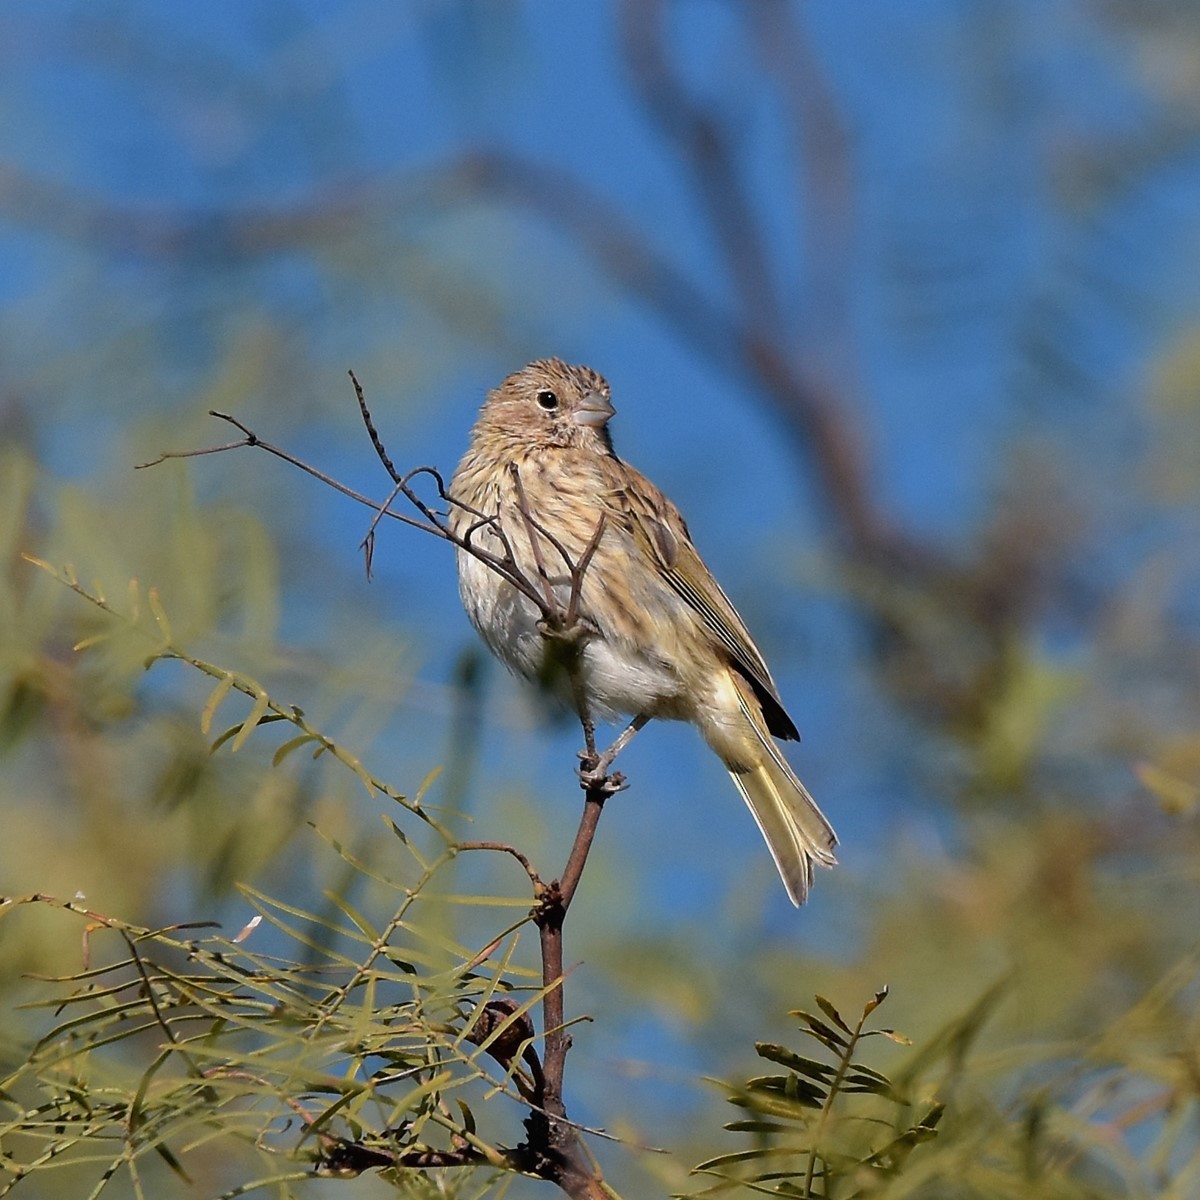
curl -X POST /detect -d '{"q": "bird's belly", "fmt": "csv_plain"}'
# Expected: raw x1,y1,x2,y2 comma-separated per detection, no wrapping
457,551,546,677
457,549,688,722
577,638,688,722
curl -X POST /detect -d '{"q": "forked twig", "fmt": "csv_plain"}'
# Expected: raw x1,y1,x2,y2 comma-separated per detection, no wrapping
138,410,445,540
508,462,562,618
566,513,608,630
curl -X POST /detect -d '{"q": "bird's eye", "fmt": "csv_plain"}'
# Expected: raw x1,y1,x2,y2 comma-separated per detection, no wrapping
536,389,559,411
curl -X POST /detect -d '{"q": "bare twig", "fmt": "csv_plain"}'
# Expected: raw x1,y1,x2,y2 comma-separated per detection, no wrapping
509,462,563,617
137,410,446,540
348,367,400,482
457,840,543,892
139,404,571,624
566,513,608,630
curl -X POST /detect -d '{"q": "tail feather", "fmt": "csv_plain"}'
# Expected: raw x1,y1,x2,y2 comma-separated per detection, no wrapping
728,689,838,907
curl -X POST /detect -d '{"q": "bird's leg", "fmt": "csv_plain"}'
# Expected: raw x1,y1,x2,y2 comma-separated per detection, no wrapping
578,714,650,792
598,713,649,769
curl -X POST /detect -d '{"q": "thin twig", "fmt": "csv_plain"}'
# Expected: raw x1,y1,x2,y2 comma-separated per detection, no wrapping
140,406,565,620
359,479,404,579
457,841,543,892
565,514,608,630
138,411,445,539
348,368,400,483
509,462,561,617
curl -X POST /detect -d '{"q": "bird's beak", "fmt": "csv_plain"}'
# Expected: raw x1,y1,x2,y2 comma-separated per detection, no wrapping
573,390,615,428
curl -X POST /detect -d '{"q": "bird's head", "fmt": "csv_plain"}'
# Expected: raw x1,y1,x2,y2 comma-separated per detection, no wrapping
474,358,616,454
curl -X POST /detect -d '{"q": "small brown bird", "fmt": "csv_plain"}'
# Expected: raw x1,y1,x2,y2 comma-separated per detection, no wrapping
449,358,837,904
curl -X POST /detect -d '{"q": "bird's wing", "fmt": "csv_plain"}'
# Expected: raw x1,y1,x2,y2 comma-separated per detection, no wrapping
609,461,800,741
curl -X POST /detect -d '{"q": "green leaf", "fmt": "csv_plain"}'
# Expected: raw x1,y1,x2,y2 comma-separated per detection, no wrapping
723,1120,792,1134
322,891,378,942
862,1107,944,1172
754,1043,836,1082
272,733,319,766
814,994,853,1035
845,1061,891,1084
791,1011,848,1049
230,685,270,752
742,1074,826,1108
153,1139,192,1183
843,1072,900,1100
147,586,172,642
693,1145,803,1172
200,674,236,736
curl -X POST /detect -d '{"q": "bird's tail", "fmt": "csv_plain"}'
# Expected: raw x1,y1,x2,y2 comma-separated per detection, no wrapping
725,684,838,907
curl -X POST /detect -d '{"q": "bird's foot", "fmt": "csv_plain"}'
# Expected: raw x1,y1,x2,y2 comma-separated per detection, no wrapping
577,751,627,795
536,617,593,645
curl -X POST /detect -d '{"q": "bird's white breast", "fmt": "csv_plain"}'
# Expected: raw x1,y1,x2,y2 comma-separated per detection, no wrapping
455,544,686,722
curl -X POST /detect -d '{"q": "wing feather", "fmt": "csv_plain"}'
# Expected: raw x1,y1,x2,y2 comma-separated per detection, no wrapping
610,463,800,741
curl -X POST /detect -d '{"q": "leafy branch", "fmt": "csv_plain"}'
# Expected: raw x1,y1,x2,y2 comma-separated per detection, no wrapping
0,884,531,1197
691,989,942,1198
19,557,436,827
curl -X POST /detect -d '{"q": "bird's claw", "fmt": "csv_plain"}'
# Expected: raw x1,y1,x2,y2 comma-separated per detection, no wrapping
577,762,627,795
536,618,585,643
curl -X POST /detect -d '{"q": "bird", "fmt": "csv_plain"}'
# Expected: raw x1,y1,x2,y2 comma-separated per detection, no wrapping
448,358,837,905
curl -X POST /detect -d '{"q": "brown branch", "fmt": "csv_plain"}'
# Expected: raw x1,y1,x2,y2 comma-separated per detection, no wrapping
457,840,543,892
138,402,571,622
508,462,563,617
0,161,378,259
17,120,929,583
449,647,621,1199
328,1143,490,1173
566,514,609,631
137,410,442,540
522,773,616,1200
45,130,932,581
348,367,400,482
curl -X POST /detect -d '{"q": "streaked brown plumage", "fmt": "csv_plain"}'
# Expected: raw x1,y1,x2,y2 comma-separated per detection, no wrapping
449,358,837,905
